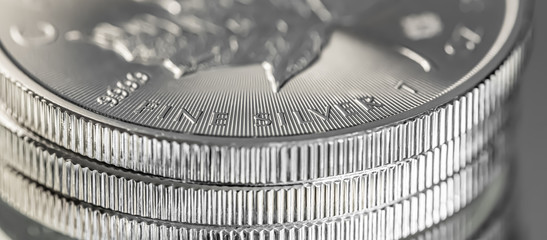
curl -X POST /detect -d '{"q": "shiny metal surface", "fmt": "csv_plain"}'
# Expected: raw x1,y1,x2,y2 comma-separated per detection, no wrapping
0,163,508,240
0,181,518,240
0,0,531,183
0,107,507,225
0,0,533,239
0,37,527,183
0,0,525,138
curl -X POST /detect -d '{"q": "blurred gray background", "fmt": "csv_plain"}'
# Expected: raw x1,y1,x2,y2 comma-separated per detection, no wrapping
516,0,547,239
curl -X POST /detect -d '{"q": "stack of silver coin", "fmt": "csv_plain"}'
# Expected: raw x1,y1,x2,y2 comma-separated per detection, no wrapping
0,0,532,239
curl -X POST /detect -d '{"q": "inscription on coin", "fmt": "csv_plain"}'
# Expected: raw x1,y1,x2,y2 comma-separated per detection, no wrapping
401,12,443,41
10,22,57,46
396,47,433,72
97,72,149,107
134,96,384,128
460,0,486,12
444,25,483,55
0,0,514,137
395,81,418,94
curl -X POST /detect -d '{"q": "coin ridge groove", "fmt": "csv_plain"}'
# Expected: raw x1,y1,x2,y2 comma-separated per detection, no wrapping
0,112,507,225
0,95,507,187
0,157,505,240
0,39,527,184
406,165,511,240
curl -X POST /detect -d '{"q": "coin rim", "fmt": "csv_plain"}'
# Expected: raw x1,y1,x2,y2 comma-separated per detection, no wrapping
0,165,505,237
0,0,532,146
0,111,506,224
0,162,508,239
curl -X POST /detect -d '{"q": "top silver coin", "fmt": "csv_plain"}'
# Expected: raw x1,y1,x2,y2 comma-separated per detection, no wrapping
0,0,527,140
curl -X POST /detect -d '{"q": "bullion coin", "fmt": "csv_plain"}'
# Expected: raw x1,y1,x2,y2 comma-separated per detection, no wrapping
0,107,507,225
0,0,533,239
0,0,532,184
0,158,510,240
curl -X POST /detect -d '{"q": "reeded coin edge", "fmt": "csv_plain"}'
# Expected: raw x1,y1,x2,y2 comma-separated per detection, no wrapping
0,97,509,226
0,160,506,240
0,181,513,240
0,120,505,225
406,165,511,240
0,97,506,187
0,0,527,141
0,41,526,183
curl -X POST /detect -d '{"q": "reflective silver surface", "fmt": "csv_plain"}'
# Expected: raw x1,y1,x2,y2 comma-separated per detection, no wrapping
0,162,510,239
0,0,523,137
0,0,534,239
0,107,508,225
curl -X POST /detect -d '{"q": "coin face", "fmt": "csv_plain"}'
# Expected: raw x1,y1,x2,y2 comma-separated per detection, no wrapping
0,0,523,139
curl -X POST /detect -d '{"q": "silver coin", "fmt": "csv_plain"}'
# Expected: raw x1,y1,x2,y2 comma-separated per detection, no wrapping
0,0,529,138
0,182,517,240
0,105,507,225
0,158,508,240
0,0,532,183
406,166,514,240
0,1,532,239
0,39,528,183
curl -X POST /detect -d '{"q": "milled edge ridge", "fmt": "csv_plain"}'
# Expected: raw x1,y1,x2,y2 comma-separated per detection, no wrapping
0,27,528,184
0,105,507,225
0,156,506,240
